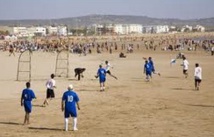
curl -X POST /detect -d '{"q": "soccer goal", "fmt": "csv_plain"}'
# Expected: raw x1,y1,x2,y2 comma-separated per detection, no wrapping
55,49,70,78
16,50,32,81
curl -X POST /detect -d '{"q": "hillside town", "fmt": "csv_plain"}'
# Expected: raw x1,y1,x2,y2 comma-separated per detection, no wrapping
0,24,206,40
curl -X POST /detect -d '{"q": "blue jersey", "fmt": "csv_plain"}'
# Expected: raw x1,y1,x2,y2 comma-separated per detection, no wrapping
97,68,106,83
22,88,36,102
144,63,152,73
148,60,155,71
21,88,36,113
97,68,106,79
62,90,79,117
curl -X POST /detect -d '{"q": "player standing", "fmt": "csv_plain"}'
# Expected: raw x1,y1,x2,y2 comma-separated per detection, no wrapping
144,60,152,82
97,65,107,91
21,82,36,125
194,63,202,90
61,84,80,131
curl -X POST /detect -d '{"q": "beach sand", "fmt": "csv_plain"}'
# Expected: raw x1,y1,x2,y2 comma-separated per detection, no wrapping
0,48,214,137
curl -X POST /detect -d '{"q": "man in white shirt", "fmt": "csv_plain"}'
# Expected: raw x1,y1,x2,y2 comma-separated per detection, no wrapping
194,63,202,90
181,56,189,78
105,61,118,80
211,46,214,56
43,74,56,106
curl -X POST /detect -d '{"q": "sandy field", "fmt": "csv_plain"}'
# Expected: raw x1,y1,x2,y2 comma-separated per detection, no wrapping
0,47,214,137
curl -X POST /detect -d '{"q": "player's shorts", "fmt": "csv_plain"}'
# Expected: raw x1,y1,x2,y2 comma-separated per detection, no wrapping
24,101,32,113
9,49,14,53
99,77,106,83
46,88,55,99
183,69,188,74
64,110,77,118
195,79,202,83
146,71,152,76
106,70,111,75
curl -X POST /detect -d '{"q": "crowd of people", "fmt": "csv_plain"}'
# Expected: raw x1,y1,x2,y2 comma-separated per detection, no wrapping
1,33,214,57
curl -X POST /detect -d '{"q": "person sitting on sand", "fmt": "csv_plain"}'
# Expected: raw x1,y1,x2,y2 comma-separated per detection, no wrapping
119,52,126,58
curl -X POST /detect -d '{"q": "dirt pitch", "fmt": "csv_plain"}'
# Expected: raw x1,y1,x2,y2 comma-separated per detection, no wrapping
0,49,213,137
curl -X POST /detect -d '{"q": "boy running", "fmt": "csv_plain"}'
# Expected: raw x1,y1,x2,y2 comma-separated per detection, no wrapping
181,56,189,78
148,57,161,76
105,61,118,80
43,74,56,106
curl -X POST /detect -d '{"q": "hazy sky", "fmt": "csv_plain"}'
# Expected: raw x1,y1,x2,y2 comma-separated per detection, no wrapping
0,0,213,20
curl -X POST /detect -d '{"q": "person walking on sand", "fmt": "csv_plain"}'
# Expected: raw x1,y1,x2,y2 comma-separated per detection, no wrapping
9,45,15,56
181,56,189,78
21,82,36,125
62,84,80,131
96,65,107,91
144,60,152,82
43,74,56,106
148,57,161,76
194,63,202,90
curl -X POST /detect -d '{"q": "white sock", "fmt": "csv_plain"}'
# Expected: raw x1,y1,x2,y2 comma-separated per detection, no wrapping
100,87,103,90
65,118,69,131
73,117,77,130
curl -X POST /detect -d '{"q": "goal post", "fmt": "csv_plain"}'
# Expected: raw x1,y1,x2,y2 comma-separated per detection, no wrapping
55,49,69,78
16,50,32,81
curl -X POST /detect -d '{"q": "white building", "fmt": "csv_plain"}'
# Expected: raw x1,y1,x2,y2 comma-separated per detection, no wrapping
47,26,58,35
142,25,169,34
47,26,67,36
114,24,125,34
58,26,67,36
142,26,154,33
113,24,143,35
11,27,28,37
12,27,27,34
195,25,205,32
153,25,169,33
129,24,143,34
181,25,193,32
34,27,46,36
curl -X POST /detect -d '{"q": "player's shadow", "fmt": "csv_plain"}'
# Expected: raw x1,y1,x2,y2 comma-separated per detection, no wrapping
131,77,144,82
32,104,45,107
182,103,214,108
171,88,193,91
0,122,22,125
28,127,63,131
78,88,97,92
68,78,79,81
164,76,180,79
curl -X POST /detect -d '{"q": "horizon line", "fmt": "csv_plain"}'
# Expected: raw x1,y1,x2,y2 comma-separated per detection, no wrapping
0,14,213,21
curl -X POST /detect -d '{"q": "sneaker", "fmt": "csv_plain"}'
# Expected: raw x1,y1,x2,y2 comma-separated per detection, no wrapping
73,128,78,131
64,129,68,132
